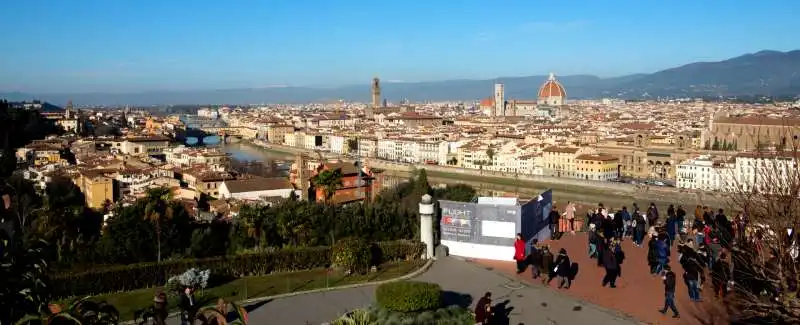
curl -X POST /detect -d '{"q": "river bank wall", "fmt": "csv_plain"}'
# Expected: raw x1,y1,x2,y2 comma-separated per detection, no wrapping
245,142,729,209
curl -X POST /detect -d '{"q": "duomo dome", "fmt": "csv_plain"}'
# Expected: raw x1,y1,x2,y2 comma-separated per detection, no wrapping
537,72,567,106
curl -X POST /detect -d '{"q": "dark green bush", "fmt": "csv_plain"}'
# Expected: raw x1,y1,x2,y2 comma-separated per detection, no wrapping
376,240,425,261
52,240,424,298
332,237,371,273
375,281,442,313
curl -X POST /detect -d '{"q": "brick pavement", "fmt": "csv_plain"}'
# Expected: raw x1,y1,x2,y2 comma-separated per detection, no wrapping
473,232,730,325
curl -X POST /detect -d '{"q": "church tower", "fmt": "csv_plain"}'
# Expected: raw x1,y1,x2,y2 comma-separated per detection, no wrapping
371,77,381,113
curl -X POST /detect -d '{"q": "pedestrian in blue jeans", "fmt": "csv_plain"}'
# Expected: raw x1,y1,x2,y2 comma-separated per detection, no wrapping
659,266,680,318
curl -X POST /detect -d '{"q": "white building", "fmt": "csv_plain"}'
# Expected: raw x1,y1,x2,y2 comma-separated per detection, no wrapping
329,135,347,154
675,155,731,191
733,152,798,194
219,177,298,201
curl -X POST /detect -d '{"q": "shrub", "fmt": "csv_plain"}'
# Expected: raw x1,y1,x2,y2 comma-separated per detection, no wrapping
332,237,371,274
334,306,474,325
376,240,425,262
52,240,423,298
375,281,442,313
165,268,211,293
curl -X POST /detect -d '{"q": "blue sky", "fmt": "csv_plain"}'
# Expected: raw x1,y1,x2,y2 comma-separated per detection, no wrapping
1,0,798,93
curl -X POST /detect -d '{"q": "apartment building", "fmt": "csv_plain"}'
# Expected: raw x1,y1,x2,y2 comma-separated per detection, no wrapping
675,155,731,191
75,170,114,209
542,146,595,178
266,125,294,144
733,152,798,194
353,137,375,158
114,136,170,156
575,153,620,181
182,169,236,198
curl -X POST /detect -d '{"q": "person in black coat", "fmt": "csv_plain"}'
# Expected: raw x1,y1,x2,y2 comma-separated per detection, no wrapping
528,239,542,279
596,233,607,267
554,248,572,289
180,287,198,325
549,208,561,239
541,246,554,284
659,266,680,318
647,236,659,274
601,245,619,288
711,252,731,298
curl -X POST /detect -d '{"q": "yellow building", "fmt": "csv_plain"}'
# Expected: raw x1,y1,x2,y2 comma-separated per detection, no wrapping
182,169,236,198
575,154,620,181
541,146,595,178
75,171,115,209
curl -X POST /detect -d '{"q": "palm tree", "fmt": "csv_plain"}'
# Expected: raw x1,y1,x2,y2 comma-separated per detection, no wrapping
311,169,343,203
0,229,52,325
143,187,173,262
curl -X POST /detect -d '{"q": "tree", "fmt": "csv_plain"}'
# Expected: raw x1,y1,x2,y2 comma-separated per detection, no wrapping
433,184,477,202
712,138,720,150
413,169,431,198
485,148,496,166
0,229,52,325
311,169,343,203
719,133,800,323
143,187,174,262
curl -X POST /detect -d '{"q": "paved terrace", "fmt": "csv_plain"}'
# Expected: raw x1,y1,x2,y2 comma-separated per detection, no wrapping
476,233,730,325
169,257,642,325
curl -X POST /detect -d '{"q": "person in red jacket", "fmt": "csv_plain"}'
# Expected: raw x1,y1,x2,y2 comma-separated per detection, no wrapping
514,233,527,273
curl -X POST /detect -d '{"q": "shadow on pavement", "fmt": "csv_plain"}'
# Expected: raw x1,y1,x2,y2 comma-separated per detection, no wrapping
491,300,514,325
441,290,473,308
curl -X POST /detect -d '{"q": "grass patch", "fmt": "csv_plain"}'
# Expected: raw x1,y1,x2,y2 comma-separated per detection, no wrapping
75,260,424,321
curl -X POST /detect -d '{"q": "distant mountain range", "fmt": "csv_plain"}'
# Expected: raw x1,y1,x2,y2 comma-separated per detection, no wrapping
3,50,800,106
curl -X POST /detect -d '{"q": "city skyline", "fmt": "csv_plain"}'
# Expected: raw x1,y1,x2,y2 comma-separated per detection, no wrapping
2,0,799,93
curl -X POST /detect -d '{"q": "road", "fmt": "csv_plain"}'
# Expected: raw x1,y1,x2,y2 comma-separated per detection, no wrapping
166,257,641,325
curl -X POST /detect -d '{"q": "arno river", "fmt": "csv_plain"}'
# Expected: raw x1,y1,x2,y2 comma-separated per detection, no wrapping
220,142,719,214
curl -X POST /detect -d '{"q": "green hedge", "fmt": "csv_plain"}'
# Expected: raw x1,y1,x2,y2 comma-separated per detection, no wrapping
53,240,425,298
332,237,371,273
375,281,442,313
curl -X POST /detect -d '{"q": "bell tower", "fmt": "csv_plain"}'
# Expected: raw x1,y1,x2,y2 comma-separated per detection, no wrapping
371,77,381,113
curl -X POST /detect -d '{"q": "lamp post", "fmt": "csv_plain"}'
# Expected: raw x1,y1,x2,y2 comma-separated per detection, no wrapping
419,194,435,259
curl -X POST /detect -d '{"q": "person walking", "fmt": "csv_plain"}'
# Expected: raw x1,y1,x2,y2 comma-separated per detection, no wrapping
647,235,659,274
634,211,647,247
153,291,168,325
601,245,619,288
679,245,703,302
549,208,561,239
528,239,542,279
474,292,493,325
180,287,198,325
541,245,554,285
513,233,527,273
619,206,631,239
711,252,731,298
564,201,577,234
588,225,599,259
554,248,572,289
613,240,626,277
659,265,680,318
676,205,687,243
655,234,670,275
647,203,660,232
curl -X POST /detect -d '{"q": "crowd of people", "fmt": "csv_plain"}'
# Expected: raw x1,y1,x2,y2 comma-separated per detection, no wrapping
502,201,800,323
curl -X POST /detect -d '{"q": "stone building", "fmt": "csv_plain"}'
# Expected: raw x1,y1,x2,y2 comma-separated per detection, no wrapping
710,116,800,151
